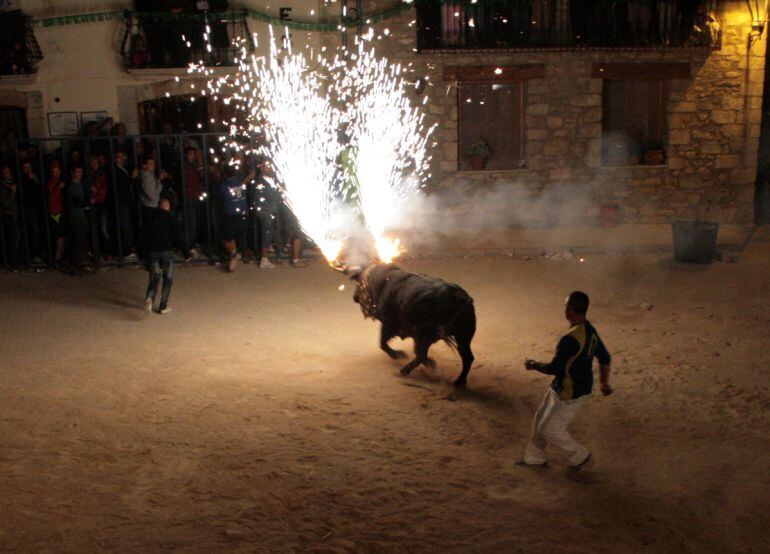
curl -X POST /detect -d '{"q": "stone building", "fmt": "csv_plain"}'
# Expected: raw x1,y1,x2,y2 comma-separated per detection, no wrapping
320,1,766,226
0,0,766,227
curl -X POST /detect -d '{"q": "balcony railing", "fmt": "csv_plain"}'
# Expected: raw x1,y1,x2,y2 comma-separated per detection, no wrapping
416,0,722,51
0,10,43,76
120,10,252,70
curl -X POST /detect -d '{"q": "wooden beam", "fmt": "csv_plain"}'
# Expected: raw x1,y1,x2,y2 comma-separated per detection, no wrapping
591,62,690,80
444,64,545,82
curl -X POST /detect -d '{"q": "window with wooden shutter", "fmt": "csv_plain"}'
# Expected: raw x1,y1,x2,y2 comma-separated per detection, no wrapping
458,81,525,171
601,79,666,166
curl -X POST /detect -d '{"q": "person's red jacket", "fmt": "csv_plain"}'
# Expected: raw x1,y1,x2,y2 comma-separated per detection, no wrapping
47,177,65,215
91,170,108,204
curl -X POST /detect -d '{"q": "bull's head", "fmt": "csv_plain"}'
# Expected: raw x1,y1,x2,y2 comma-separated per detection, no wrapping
333,263,377,317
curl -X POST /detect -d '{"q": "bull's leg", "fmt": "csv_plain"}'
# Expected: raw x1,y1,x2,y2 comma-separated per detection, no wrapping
380,325,407,359
400,336,431,376
453,338,475,387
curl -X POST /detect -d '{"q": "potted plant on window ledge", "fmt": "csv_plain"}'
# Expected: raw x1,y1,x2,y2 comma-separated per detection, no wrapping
466,137,491,170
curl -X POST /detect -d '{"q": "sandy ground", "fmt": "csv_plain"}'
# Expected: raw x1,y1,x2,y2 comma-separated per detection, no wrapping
1,245,769,552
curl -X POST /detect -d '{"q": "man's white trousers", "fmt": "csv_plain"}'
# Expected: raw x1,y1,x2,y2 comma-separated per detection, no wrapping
524,388,590,466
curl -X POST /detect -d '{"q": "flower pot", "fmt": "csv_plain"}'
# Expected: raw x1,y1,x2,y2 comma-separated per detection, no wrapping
672,220,719,263
469,155,487,170
643,149,665,165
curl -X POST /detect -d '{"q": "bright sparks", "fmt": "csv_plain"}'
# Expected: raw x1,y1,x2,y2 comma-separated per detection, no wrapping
190,30,433,266
246,34,347,264
337,42,434,263
375,236,403,264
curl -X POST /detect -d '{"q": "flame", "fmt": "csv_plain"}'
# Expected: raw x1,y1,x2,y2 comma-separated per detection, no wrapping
320,238,344,265
375,236,403,263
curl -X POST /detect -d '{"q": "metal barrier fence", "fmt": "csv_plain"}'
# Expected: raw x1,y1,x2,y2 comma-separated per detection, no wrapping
0,133,289,271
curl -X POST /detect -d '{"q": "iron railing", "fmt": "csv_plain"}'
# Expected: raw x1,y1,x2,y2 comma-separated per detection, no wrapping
0,133,296,271
0,10,43,76
120,10,252,70
416,0,722,51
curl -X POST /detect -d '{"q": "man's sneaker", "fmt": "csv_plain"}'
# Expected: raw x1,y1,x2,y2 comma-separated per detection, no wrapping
189,248,200,258
569,453,592,470
125,253,138,261
259,257,275,269
158,306,172,314
290,258,306,268
143,298,153,312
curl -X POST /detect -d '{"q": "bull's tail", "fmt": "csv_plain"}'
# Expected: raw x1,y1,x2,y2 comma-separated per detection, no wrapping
446,288,476,386
441,285,476,350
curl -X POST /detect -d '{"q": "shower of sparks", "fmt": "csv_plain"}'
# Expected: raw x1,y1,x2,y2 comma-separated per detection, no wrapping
188,29,433,265
336,42,434,262
192,32,347,262
245,32,347,262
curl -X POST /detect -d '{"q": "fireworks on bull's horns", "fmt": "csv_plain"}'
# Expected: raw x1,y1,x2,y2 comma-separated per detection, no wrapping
375,236,403,264
188,30,432,266
337,42,435,263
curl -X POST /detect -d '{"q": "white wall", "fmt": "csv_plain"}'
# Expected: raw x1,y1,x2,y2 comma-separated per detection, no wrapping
0,0,325,137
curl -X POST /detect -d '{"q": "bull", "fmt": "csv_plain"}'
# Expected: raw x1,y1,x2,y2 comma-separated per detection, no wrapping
347,263,476,386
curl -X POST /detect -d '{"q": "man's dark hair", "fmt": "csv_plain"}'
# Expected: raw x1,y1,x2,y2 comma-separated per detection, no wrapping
567,291,589,315
184,146,197,156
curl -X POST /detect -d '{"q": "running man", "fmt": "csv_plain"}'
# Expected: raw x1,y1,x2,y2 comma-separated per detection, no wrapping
522,291,613,468
143,197,189,314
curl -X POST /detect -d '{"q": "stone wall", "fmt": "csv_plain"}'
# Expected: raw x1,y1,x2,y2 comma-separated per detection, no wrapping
321,1,764,226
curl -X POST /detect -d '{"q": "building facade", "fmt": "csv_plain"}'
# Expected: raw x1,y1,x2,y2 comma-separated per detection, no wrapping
0,0,766,226
321,0,765,226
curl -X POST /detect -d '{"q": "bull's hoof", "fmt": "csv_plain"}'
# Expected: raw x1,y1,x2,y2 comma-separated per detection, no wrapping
424,357,437,369
399,366,413,376
453,378,467,387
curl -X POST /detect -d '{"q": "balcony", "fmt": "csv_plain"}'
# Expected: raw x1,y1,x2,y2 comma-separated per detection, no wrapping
416,0,722,52
0,10,43,77
121,9,252,70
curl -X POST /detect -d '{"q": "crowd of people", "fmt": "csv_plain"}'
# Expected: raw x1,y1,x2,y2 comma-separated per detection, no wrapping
0,122,308,275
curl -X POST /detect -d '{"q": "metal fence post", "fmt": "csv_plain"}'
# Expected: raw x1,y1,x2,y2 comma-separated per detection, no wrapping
0,181,7,269
13,141,31,266
108,138,124,261
86,138,101,267
248,136,258,260
38,140,52,266
178,135,189,254
201,134,214,263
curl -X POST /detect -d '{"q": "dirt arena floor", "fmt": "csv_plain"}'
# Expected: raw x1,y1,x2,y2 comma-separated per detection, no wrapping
1,248,769,552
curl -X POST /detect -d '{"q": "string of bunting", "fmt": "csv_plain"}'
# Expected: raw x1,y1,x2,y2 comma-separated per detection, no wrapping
33,3,414,31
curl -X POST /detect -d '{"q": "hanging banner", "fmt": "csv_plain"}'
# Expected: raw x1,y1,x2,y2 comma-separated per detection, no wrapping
33,4,414,31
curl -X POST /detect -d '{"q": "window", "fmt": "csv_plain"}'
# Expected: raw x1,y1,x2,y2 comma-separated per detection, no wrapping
601,80,666,166
0,107,28,139
458,81,524,171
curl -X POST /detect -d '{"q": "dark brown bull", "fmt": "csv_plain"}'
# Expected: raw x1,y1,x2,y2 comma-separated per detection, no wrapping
348,263,476,386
